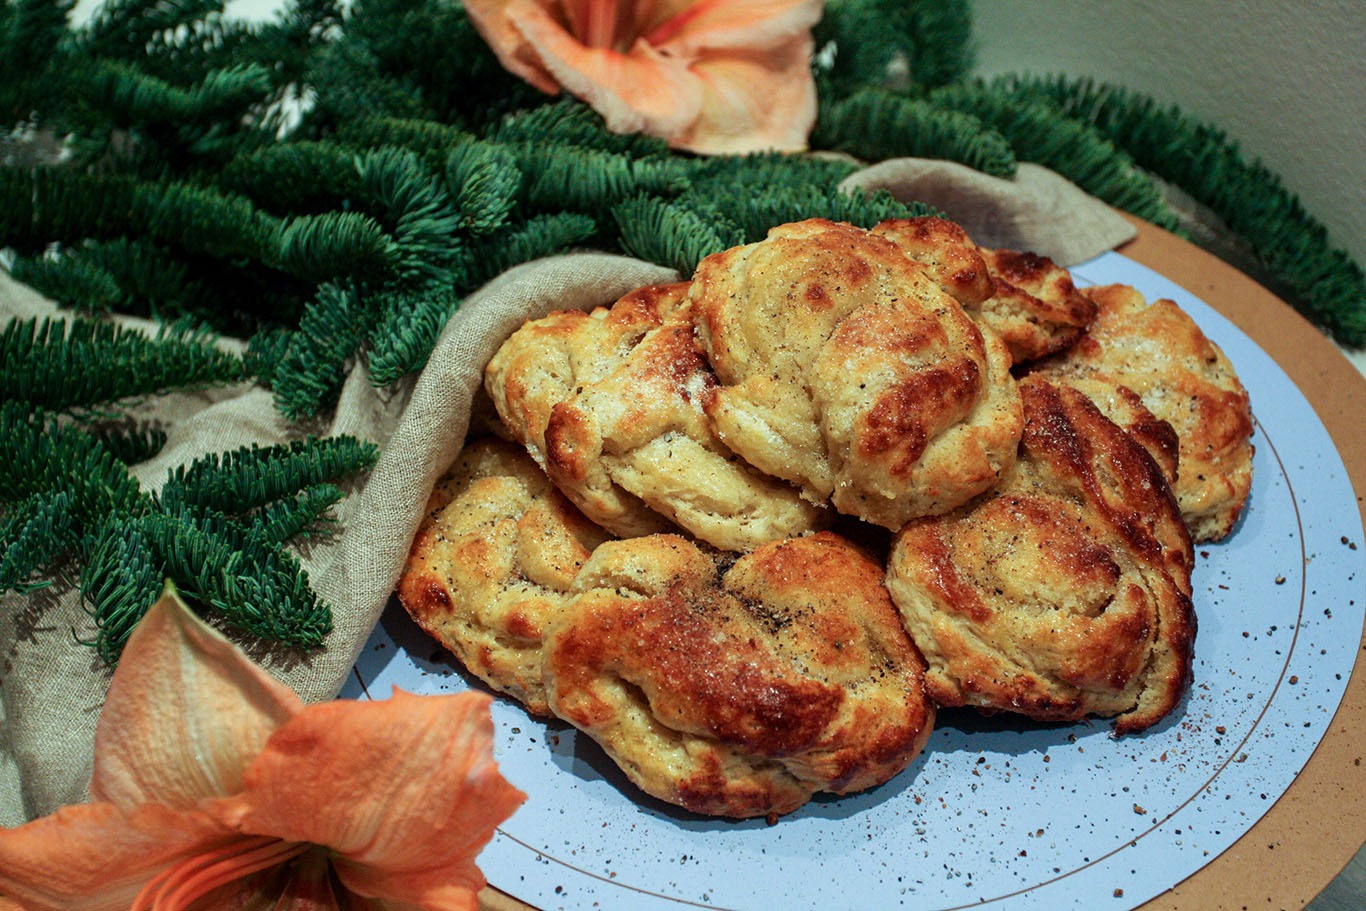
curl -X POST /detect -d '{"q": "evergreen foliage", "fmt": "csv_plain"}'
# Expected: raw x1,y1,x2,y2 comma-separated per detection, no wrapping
990,74,1366,346
815,0,974,94
0,333,378,662
814,87,1016,177
0,315,245,414
3,0,1364,657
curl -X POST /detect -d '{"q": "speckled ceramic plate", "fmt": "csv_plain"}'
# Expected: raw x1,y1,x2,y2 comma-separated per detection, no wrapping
342,251,1366,911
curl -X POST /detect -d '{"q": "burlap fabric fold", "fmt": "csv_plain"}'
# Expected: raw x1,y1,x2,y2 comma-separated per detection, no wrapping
0,158,1135,826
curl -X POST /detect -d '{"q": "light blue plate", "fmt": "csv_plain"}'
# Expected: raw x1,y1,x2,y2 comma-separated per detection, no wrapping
343,251,1366,911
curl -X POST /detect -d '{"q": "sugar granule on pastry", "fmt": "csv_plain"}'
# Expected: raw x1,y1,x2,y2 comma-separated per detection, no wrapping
543,531,936,818
886,378,1196,734
690,218,1023,530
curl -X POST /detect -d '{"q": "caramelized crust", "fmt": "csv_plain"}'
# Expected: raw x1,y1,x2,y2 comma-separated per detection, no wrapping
485,281,825,551
886,379,1195,734
1034,283,1254,542
871,217,1096,366
691,218,1023,530
976,248,1099,365
543,532,935,818
396,438,610,715
870,216,996,308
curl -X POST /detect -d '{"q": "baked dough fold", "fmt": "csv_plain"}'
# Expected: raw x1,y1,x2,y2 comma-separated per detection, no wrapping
1032,283,1254,542
690,218,1023,530
485,281,826,551
886,378,1195,734
544,531,936,818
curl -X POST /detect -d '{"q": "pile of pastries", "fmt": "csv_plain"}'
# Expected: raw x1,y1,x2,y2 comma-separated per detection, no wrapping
397,217,1254,820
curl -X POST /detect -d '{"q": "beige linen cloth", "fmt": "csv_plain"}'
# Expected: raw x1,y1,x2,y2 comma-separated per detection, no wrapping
0,158,1135,825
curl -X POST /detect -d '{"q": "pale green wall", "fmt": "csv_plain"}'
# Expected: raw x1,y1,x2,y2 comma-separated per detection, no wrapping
970,0,1365,268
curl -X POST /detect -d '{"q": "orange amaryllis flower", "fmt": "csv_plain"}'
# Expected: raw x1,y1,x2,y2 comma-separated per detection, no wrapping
0,588,525,911
463,0,824,154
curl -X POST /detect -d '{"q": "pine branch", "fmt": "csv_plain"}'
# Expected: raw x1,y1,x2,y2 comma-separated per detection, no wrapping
813,87,1017,177
815,0,974,94
445,140,522,235
515,142,691,216
80,514,163,664
73,0,225,63
0,402,147,532
0,489,76,593
995,74,1366,346
91,422,169,465
82,504,333,661
8,251,126,314
301,37,430,130
928,80,1179,230
336,117,472,171
271,209,401,283
143,507,331,648
366,282,461,386
684,152,863,198
462,212,598,288
726,184,938,245
0,315,245,414
613,196,744,275
159,435,379,518
0,0,76,124
357,145,464,285
266,281,370,418
219,140,365,213
243,482,343,545
494,97,672,157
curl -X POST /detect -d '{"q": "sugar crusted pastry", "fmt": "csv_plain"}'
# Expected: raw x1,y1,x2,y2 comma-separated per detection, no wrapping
872,218,1097,365
1033,283,1254,542
691,218,1023,530
543,531,936,818
485,281,826,551
886,378,1195,734
396,437,610,716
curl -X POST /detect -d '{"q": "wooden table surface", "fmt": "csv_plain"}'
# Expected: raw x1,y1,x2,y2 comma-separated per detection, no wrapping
478,217,1366,911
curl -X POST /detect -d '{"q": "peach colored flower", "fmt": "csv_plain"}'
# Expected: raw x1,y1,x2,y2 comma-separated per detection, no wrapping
463,0,824,154
0,588,525,911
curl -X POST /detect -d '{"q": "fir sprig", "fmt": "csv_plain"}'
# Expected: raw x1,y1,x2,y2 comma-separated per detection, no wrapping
813,87,1017,177
0,315,245,415
928,80,1180,230
992,74,1366,345
159,436,378,518
0,490,76,594
815,0,975,94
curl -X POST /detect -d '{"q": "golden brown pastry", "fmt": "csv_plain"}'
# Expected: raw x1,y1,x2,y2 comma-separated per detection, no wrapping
1034,283,1254,542
975,247,1099,365
869,216,996,308
690,218,1023,530
484,281,826,551
396,437,610,715
872,218,1097,365
886,378,1196,734
543,531,936,819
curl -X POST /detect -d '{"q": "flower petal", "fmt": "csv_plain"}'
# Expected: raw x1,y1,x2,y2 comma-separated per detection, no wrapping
511,2,703,140
90,588,304,810
0,801,233,911
676,35,817,154
646,0,825,55
461,0,562,93
210,690,525,910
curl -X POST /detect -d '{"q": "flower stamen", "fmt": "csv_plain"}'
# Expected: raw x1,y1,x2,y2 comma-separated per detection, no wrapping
131,836,310,911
